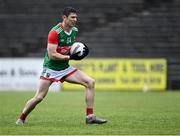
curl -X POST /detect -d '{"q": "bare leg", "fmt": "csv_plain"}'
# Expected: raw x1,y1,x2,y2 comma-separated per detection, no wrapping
65,70,95,108
65,70,107,124
16,79,52,124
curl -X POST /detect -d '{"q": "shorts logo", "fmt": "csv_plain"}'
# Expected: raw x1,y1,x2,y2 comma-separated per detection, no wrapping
46,73,50,77
41,69,46,76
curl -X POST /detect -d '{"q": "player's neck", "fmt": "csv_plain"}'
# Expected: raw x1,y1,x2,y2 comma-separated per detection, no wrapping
61,22,72,33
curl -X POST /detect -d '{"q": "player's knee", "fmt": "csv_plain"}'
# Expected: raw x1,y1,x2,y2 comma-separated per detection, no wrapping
34,96,44,103
86,78,95,89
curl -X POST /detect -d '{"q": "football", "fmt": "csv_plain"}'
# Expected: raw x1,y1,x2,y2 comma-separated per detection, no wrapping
70,42,86,57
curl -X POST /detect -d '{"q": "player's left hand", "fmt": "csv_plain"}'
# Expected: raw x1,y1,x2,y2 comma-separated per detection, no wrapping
83,44,89,56
79,44,89,60
69,51,81,60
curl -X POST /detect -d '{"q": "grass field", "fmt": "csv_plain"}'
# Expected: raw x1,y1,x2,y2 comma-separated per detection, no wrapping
0,90,180,135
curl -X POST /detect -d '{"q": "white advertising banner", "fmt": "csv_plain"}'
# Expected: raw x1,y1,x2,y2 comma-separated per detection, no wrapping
0,58,60,91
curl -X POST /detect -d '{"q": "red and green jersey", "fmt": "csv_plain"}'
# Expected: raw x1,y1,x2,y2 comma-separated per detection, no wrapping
43,23,78,70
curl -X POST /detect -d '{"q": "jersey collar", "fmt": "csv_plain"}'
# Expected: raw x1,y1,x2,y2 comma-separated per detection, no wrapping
60,23,72,35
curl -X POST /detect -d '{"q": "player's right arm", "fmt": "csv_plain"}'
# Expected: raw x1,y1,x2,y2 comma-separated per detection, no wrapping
47,30,70,60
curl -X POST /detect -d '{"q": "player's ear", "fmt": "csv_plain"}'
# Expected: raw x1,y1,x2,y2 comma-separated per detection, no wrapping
62,15,67,20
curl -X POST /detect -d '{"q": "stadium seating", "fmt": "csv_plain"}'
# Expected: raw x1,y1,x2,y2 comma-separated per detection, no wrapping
0,0,180,89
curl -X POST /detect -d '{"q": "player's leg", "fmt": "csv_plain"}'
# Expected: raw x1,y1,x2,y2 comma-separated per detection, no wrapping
65,70,95,108
65,70,107,124
16,79,52,125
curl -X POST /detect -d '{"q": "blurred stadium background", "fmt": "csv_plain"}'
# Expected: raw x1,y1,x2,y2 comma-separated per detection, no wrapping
0,0,180,91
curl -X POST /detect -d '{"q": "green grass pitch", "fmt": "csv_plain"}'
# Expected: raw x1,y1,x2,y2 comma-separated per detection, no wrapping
0,91,180,135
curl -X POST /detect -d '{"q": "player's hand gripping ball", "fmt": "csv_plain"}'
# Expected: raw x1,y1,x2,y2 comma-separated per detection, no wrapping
70,42,89,60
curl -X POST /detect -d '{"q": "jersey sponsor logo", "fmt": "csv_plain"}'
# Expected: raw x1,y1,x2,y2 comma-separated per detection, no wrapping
56,46,71,55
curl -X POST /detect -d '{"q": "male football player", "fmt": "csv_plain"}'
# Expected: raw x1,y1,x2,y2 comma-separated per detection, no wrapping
16,7,107,125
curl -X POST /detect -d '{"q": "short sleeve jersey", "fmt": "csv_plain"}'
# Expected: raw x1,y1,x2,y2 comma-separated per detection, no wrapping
43,23,78,70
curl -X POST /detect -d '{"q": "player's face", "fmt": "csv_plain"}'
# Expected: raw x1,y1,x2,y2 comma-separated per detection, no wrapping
65,13,77,27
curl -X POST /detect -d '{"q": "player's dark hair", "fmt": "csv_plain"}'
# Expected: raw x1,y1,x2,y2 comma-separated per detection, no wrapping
62,7,77,17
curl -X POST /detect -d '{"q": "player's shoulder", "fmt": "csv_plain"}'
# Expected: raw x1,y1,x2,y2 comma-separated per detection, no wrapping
72,26,78,32
51,23,63,34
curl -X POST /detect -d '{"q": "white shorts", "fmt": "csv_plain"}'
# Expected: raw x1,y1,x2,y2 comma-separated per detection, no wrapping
40,66,77,82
